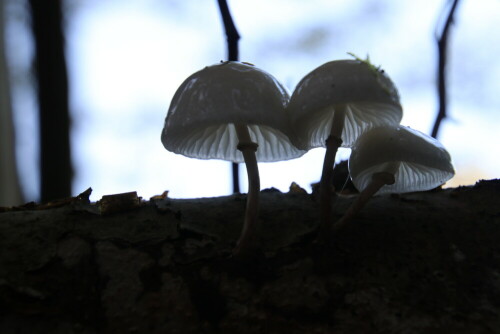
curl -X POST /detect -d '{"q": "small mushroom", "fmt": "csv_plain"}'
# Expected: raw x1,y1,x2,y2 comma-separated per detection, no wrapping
287,57,403,231
161,61,304,255
332,124,455,231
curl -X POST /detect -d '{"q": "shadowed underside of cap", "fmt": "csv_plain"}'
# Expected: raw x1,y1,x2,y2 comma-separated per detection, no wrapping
349,125,455,194
353,162,455,195
291,102,402,150
163,123,304,163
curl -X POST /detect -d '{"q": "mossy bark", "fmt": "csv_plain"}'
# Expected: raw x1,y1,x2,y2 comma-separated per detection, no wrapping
1,180,499,333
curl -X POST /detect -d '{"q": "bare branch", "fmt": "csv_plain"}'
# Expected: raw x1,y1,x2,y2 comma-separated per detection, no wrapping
217,0,241,193
431,0,461,139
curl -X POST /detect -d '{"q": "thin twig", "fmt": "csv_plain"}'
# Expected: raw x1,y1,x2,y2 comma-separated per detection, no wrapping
217,0,241,193
217,0,240,61
431,0,461,139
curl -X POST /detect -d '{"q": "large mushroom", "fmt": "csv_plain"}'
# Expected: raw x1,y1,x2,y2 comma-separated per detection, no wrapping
333,124,455,231
287,57,403,231
161,61,304,255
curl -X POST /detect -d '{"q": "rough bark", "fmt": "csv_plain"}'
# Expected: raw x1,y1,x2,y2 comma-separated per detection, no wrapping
1,180,499,333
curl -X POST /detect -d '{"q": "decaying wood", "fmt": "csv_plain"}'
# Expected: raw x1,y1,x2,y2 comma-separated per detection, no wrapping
1,180,499,333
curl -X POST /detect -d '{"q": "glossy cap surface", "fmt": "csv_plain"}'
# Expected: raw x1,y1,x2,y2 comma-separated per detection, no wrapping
288,59,402,150
349,125,455,194
161,62,305,162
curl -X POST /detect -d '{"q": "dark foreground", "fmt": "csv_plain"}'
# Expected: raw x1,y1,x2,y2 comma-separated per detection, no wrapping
1,180,499,333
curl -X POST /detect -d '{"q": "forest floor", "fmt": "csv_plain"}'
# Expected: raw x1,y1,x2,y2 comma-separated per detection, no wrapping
1,179,499,333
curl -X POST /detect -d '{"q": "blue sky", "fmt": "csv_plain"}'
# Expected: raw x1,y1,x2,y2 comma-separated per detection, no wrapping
6,0,500,201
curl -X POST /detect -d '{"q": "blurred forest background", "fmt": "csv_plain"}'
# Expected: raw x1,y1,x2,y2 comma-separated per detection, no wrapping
1,0,499,206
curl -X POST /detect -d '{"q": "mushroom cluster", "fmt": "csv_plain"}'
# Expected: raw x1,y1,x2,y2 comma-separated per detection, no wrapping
287,58,403,232
161,56,455,253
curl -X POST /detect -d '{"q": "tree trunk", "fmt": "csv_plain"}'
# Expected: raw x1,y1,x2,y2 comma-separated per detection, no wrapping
0,0,23,206
29,0,72,202
1,180,499,333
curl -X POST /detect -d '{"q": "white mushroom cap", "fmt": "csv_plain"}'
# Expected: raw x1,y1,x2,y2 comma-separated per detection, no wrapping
349,125,455,194
288,59,403,150
161,62,305,163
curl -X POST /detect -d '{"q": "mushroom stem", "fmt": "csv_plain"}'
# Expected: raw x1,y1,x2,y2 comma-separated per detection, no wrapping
319,105,346,233
233,123,260,255
332,171,395,232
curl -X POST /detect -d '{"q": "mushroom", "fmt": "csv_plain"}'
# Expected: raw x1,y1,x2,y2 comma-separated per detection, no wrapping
332,124,455,231
161,61,304,255
287,56,403,231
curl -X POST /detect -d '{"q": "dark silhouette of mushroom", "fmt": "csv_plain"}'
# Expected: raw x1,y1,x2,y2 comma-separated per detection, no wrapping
288,57,402,232
161,61,304,255
333,125,455,231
